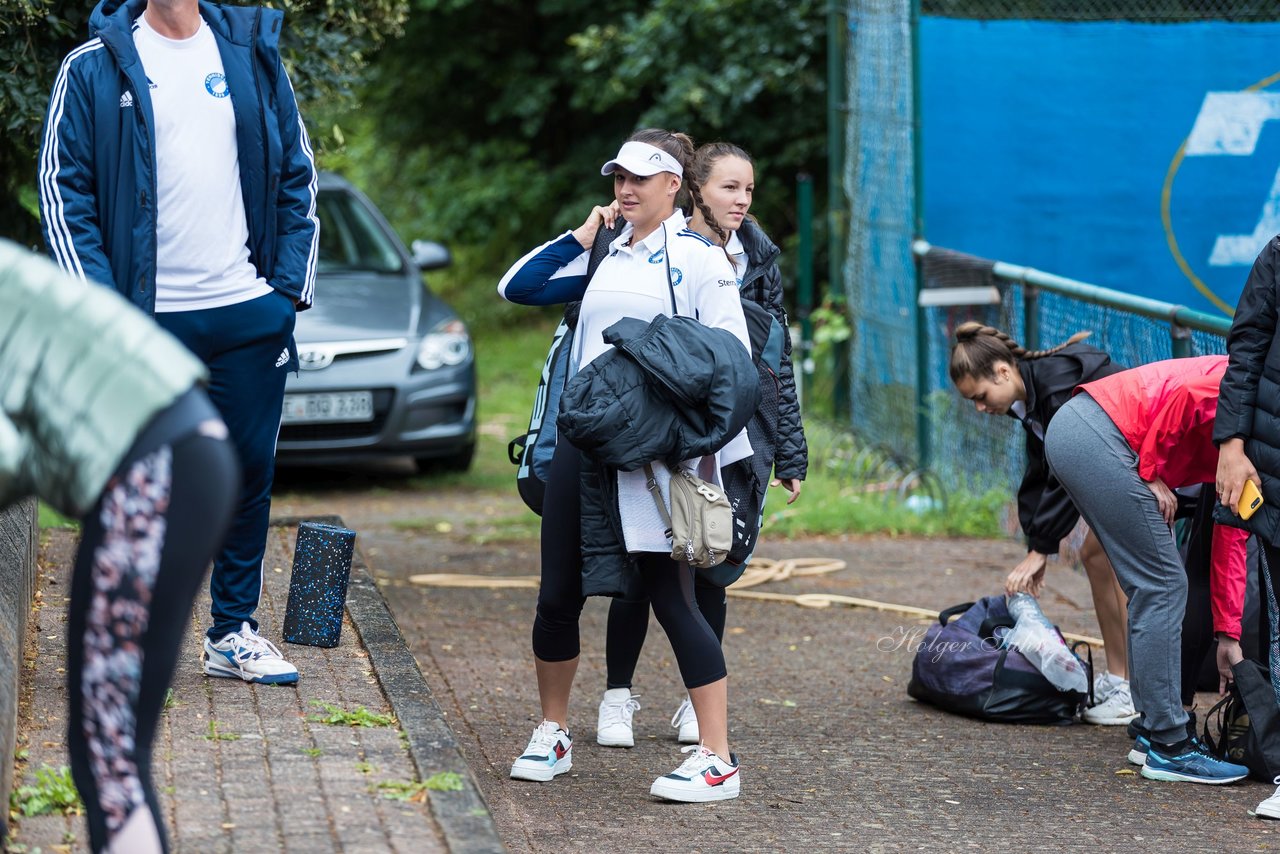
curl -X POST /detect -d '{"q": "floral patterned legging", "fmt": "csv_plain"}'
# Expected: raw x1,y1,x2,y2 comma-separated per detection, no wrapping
66,404,237,854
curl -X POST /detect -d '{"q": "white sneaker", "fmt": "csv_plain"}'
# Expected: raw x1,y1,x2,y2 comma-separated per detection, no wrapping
1092,671,1122,702
1255,777,1280,819
1082,679,1139,725
597,689,641,747
650,745,740,802
510,720,572,782
671,696,699,744
202,622,299,685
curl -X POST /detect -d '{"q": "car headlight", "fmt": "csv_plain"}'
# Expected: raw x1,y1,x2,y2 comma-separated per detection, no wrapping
415,318,471,371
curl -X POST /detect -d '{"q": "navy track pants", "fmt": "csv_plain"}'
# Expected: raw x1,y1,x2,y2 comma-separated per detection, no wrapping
156,290,297,641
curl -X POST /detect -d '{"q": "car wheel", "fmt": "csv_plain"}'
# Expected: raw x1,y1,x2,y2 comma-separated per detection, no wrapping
414,441,475,475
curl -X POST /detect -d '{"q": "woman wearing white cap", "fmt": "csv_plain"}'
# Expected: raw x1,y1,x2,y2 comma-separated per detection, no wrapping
498,128,751,802
598,140,809,748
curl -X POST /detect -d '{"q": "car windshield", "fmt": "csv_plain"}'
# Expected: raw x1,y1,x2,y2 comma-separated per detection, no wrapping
317,189,405,275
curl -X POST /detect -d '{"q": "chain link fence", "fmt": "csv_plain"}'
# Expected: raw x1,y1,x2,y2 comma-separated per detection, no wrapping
844,0,1272,500
923,0,1278,20
917,245,1229,495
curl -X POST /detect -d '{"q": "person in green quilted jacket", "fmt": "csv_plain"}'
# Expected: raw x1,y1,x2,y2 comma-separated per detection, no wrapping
0,240,238,854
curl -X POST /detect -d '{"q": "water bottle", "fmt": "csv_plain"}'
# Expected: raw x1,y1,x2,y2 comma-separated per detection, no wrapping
1005,592,1088,693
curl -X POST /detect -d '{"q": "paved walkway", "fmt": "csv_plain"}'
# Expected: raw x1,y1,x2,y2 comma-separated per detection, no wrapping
16,465,1280,851
10,518,501,854
288,472,1280,853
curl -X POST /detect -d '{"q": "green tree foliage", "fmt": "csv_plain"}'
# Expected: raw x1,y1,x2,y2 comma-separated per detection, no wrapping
326,0,827,329
0,0,407,246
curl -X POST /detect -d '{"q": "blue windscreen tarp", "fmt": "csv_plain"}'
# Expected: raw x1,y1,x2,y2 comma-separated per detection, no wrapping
922,18,1280,315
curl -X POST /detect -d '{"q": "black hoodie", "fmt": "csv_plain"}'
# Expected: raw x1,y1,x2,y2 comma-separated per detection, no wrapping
1013,341,1122,554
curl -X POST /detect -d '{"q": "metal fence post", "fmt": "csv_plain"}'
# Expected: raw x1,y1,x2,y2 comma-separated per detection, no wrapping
1023,283,1040,351
911,0,930,469
1171,322,1192,358
827,0,849,421
796,173,815,409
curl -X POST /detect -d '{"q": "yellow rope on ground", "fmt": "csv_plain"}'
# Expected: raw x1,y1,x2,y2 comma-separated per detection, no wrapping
407,555,1104,647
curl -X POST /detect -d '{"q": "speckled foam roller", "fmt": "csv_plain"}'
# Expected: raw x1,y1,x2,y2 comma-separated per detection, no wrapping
283,522,357,648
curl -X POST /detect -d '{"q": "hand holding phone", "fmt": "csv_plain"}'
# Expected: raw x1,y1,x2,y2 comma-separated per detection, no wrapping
1239,479,1264,520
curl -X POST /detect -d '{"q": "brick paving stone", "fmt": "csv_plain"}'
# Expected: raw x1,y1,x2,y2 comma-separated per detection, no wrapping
9,525,453,854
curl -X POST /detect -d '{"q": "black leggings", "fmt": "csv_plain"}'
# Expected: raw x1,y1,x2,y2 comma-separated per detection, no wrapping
606,582,727,690
66,390,238,854
532,440,727,689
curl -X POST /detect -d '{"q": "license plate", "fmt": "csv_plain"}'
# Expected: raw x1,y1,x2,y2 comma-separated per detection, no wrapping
282,391,374,424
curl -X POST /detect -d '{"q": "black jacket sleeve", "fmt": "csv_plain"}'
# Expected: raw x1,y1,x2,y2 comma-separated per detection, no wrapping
1015,348,1120,555
761,260,808,479
1017,443,1079,555
1215,237,1280,445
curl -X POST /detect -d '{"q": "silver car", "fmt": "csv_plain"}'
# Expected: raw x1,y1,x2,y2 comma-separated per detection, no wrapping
276,172,476,472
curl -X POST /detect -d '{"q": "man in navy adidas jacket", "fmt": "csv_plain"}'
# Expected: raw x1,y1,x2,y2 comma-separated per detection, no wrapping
39,0,318,686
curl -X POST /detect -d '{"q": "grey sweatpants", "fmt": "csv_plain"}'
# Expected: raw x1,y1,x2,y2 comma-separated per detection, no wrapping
1045,393,1190,746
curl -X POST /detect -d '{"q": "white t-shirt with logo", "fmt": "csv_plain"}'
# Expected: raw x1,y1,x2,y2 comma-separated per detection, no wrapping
134,14,272,312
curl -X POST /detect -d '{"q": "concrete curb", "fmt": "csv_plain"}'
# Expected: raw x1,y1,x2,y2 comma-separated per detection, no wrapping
273,516,505,854
0,499,38,841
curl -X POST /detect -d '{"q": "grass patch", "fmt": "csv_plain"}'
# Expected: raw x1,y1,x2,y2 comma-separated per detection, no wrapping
301,747,324,757
761,419,1006,540
375,771,463,802
37,502,78,531
204,720,240,742
307,701,395,728
10,765,81,817
162,688,179,712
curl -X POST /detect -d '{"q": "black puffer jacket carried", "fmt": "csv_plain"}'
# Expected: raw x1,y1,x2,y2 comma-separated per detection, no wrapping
738,219,807,480
558,314,761,597
1215,235,1280,545
1012,342,1122,554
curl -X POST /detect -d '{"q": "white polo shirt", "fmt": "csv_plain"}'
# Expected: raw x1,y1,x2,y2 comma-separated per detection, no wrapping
575,209,750,371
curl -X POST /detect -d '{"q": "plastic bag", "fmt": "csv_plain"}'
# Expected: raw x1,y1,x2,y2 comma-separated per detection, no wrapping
1005,593,1089,693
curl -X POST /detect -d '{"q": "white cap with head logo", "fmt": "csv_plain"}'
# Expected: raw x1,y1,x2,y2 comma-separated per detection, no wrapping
600,141,684,178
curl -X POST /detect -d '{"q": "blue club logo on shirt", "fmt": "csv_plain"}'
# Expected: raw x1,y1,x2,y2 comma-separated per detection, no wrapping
647,249,665,264
670,267,683,286
205,73,229,98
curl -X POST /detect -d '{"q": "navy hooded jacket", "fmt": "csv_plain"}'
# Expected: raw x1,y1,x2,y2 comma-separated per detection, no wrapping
38,0,318,312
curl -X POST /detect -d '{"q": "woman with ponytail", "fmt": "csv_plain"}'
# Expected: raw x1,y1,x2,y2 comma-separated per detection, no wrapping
948,322,1140,725
596,141,808,749
498,129,750,802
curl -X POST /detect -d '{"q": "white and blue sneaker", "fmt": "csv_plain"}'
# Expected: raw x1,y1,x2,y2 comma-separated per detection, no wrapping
1128,734,1150,766
650,745,740,803
202,622,299,685
1141,737,1249,784
510,720,572,782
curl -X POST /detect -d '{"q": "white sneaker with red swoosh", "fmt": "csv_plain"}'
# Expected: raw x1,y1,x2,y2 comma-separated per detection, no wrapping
510,720,573,782
650,744,740,802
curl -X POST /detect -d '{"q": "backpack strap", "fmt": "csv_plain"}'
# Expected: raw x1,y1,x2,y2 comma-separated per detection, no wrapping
1201,691,1236,757
586,221,622,281
563,221,623,330
937,602,975,627
643,462,675,539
